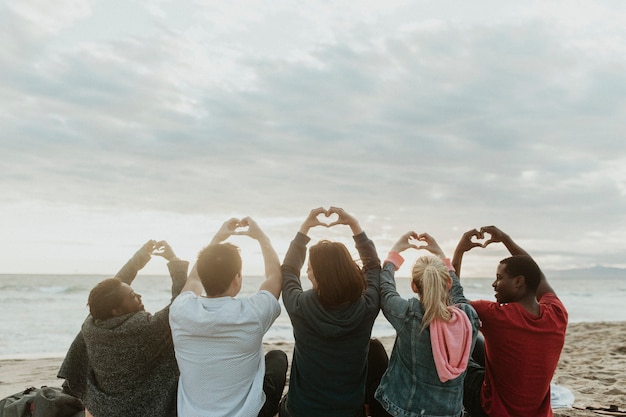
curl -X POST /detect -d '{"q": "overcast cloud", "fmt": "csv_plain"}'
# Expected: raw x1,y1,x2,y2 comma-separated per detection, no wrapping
2,0,626,277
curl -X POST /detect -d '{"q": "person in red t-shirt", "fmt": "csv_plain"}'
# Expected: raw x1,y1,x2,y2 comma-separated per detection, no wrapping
452,226,568,417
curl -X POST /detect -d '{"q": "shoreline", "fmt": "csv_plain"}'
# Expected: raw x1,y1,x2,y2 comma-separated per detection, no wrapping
0,322,624,416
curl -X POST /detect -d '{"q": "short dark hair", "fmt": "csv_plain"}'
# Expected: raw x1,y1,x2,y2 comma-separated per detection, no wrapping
309,240,365,308
499,255,542,292
88,277,123,320
197,243,242,296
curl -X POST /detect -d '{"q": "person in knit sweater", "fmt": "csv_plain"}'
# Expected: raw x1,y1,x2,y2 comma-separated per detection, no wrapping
58,240,188,417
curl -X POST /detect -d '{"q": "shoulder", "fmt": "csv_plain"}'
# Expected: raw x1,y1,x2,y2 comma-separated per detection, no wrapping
470,299,496,313
538,292,562,304
456,302,478,318
171,291,197,306
539,292,568,322
469,299,517,321
249,290,281,310
170,291,200,317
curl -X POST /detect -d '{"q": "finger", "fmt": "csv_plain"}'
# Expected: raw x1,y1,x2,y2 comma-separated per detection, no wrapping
225,218,240,229
327,206,344,216
464,229,479,238
404,231,418,239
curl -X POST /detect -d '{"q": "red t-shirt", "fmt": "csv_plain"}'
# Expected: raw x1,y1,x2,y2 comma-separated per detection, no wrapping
471,293,568,417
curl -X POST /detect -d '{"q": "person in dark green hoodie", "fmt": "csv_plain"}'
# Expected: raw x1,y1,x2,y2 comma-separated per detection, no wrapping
279,207,387,417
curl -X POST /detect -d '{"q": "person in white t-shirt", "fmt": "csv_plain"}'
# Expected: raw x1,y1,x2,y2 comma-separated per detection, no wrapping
169,217,288,417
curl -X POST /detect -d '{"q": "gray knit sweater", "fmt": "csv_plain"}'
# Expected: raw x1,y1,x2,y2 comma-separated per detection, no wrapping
58,248,187,417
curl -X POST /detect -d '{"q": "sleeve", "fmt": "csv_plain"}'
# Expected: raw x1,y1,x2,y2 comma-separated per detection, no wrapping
281,232,310,314
148,260,189,330
167,259,189,300
57,332,89,399
538,292,569,322
251,291,282,333
379,262,411,331
470,299,497,328
449,271,471,304
354,232,381,309
114,247,152,284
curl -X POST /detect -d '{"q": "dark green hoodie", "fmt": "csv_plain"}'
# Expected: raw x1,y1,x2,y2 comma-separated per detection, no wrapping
281,232,381,417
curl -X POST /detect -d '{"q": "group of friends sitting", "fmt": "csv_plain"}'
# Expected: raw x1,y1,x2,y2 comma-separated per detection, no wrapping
57,206,568,417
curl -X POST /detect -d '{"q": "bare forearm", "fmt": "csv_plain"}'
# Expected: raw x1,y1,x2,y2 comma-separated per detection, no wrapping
181,263,204,295
258,236,282,298
452,248,465,279
501,234,530,257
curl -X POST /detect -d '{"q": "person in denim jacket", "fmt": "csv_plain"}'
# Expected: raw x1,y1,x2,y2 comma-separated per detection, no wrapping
375,231,480,417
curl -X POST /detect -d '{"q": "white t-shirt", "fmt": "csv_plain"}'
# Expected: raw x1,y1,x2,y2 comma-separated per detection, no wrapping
169,290,281,417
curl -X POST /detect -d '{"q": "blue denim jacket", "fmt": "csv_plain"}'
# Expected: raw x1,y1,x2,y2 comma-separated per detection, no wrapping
375,263,480,417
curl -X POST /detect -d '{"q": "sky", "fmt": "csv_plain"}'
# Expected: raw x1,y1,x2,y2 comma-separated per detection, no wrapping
2,0,626,278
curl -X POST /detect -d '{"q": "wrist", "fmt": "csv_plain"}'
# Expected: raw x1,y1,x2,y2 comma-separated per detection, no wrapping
443,258,455,272
350,223,363,235
385,252,404,270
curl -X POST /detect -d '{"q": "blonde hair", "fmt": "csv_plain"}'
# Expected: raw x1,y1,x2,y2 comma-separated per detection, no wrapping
411,256,452,329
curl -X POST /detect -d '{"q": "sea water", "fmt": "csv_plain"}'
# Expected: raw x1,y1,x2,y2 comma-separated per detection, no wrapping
0,274,625,357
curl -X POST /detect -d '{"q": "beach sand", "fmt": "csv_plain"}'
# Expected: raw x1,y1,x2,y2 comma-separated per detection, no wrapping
1,321,624,416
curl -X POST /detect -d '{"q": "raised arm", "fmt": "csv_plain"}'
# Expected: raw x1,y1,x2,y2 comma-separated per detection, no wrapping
180,219,241,296
452,229,484,278
236,217,282,299
480,225,555,298
326,206,363,235
393,231,469,304
152,240,188,299
181,263,204,296
114,240,157,284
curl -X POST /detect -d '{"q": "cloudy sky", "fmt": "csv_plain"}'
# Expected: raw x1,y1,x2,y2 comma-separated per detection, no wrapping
2,0,626,278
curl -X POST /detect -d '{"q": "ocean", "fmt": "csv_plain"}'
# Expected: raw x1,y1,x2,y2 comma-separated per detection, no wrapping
1,274,625,357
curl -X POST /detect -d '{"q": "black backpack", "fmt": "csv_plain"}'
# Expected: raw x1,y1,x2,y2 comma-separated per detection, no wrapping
0,386,84,417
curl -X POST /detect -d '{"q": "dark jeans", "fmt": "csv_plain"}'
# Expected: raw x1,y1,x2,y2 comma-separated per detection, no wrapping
279,339,391,417
463,336,488,417
258,350,289,417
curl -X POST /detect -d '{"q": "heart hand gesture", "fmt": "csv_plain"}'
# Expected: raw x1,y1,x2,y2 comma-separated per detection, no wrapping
299,207,363,236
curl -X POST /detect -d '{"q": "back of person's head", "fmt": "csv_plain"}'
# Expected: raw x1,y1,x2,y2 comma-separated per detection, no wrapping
309,240,365,308
411,256,452,329
88,277,123,320
197,243,242,296
499,255,541,292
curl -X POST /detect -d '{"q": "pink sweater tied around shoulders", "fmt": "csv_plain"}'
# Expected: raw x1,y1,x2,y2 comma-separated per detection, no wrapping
429,306,473,383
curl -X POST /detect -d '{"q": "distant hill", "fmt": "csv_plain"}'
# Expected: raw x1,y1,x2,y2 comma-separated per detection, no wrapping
546,265,626,279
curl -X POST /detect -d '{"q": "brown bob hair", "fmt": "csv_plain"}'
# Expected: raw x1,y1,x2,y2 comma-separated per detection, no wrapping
309,240,366,308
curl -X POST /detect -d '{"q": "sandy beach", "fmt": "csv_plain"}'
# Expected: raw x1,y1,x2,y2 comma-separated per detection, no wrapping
1,321,624,416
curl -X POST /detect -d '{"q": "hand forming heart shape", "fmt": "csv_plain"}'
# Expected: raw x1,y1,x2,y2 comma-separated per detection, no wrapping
470,231,492,248
316,209,339,226
225,218,250,233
